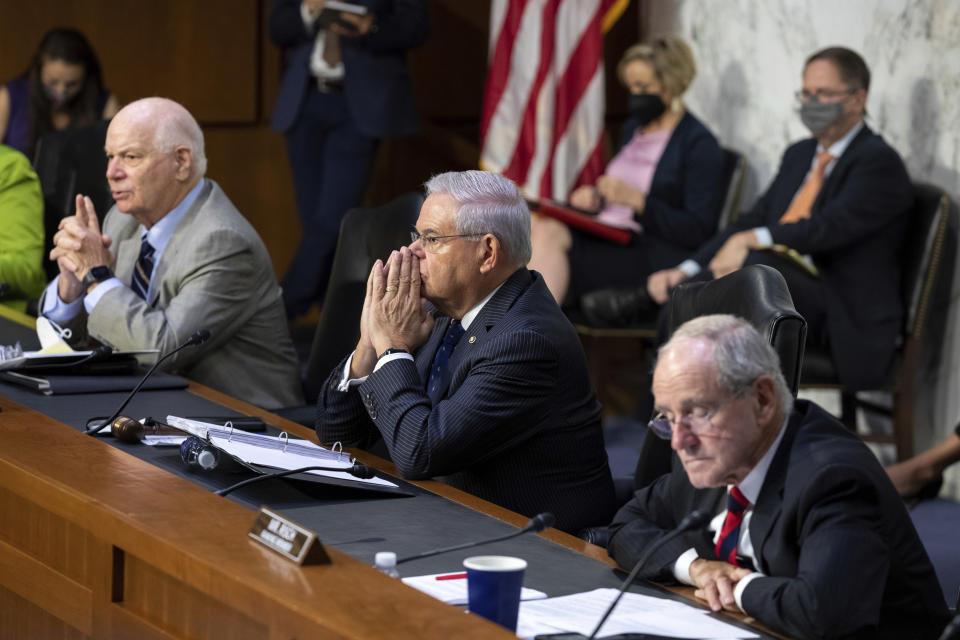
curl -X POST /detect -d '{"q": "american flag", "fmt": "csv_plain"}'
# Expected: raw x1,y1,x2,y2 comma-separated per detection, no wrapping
480,0,630,200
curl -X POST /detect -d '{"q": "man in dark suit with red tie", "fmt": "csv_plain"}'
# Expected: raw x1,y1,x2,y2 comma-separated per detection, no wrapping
315,170,616,533
607,314,949,639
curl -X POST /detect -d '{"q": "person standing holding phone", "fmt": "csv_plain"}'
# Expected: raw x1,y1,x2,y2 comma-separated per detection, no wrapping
269,0,428,321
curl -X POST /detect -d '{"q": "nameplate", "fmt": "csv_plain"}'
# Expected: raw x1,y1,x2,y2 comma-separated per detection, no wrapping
248,507,330,565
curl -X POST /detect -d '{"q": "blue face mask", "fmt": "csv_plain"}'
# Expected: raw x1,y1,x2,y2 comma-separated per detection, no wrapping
799,100,844,134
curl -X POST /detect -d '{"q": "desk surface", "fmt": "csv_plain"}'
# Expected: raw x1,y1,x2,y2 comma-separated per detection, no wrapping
0,314,781,639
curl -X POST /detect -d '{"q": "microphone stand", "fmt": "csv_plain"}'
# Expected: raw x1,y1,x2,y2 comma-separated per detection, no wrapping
85,330,210,435
215,463,375,496
396,513,555,565
585,511,710,640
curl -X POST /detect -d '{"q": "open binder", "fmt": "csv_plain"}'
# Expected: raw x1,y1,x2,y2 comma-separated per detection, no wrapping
165,416,412,497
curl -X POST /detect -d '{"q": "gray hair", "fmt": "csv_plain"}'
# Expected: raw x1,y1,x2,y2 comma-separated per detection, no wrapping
122,97,207,177
424,170,532,266
662,314,794,413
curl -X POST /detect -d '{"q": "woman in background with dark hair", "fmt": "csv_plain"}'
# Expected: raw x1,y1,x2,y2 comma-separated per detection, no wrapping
0,28,119,159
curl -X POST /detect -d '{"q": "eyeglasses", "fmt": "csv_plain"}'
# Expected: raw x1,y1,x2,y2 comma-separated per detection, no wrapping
648,395,740,440
409,228,485,251
794,88,856,103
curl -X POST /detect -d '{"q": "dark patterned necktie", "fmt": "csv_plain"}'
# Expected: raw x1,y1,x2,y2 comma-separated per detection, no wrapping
131,238,155,300
426,320,465,399
715,486,751,566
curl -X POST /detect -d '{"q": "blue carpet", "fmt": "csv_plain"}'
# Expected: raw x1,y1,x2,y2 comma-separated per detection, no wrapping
603,416,647,478
911,497,960,608
603,416,648,505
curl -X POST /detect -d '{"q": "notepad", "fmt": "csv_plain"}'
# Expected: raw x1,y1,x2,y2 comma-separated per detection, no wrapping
526,197,632,245
516,588,759,639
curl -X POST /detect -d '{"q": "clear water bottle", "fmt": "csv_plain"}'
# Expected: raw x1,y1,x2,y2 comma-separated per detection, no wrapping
374,551,400,578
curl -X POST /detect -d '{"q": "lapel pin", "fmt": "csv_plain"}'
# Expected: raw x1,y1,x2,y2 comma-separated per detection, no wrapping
468,336,476,344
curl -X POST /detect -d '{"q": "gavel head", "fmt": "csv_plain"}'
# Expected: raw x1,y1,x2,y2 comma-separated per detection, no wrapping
111,416,143,443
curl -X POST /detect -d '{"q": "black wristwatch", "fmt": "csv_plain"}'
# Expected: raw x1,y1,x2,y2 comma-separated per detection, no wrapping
378,348,409,360
81,265,114,290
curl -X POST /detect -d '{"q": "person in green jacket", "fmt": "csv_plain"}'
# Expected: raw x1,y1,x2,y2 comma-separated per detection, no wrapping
0,144,46,312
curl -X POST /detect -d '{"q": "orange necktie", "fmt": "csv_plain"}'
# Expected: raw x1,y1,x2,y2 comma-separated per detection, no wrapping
779,151,834,224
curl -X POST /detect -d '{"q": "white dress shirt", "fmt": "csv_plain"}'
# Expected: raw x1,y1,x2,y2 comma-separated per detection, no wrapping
42,179,206,323
672,416,789,611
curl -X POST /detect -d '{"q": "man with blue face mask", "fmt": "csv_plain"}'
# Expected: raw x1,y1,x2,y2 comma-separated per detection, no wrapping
641,46,912,393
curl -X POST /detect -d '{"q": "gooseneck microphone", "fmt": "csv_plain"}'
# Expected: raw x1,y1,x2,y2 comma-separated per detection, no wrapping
84,329,211,435
585,510,711,640
939,612,960,640
41,345,114,370
215,463,376,496
396,512,556,565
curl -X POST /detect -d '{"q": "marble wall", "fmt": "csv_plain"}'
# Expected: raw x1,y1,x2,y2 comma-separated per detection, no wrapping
645,0,960,493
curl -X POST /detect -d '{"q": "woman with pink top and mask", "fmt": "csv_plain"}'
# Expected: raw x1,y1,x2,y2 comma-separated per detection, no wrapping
0,28,119,161
528,36,725,323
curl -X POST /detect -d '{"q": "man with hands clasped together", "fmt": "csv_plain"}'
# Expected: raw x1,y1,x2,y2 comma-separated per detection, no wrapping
607,315,949,639
317,170,615,533
41,97,301,409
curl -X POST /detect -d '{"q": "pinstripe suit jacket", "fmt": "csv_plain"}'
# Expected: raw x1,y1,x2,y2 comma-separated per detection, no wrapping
316,268,616,533
51,180,303,409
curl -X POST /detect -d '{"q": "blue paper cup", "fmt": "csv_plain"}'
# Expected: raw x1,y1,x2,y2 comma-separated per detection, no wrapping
463,555,527,631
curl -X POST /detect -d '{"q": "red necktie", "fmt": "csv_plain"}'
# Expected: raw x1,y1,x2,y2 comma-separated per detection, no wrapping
715,486,751,566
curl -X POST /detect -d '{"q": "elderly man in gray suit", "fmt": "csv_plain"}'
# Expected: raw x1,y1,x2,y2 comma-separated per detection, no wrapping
44,97,302,409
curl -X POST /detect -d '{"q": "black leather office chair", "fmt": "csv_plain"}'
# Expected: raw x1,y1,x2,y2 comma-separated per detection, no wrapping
581,265,806,546
274,192,424,425
633,264,807,486
800,183,956,461
33,121,112,281
715,146,747,231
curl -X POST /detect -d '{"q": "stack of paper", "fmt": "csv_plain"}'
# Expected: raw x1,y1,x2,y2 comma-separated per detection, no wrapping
515,588,759,639
402,572,547,606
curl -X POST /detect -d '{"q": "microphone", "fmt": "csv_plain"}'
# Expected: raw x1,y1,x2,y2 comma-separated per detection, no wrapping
84,329,211,435
214,463,376,496
110,415,184,443
939,612,960,640
583,510,711,640
180,436,249,473
395,512,556,565
40,345,113,370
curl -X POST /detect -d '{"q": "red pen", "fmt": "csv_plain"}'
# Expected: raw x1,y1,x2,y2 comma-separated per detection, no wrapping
435,572,467,580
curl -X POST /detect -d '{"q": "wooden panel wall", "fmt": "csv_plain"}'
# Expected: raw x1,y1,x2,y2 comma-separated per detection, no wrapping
1,0,638,281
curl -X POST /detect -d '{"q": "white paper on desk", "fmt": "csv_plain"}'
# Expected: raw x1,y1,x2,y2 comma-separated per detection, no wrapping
166,416,398,488
402,572,547,605
516,588,759,639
